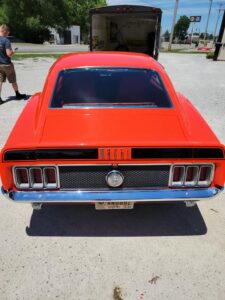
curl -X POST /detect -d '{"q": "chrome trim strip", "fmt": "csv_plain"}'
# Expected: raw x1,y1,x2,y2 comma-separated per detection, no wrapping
1,186,223,203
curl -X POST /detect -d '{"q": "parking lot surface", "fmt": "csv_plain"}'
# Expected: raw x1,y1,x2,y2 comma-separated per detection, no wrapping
0,53,225,300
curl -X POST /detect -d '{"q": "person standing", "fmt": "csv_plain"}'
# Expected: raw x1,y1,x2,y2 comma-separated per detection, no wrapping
0,24,26,105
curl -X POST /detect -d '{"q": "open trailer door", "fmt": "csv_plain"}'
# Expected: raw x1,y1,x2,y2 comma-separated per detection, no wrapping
89,5,162,60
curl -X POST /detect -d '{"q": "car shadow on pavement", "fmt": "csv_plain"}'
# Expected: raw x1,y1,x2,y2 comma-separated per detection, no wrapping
26,203,207,237
1,95,31,104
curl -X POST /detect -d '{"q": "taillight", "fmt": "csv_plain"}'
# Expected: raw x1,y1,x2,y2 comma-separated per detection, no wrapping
44,167,58,189
30,167,43,189
185,166,199,186
14,168,29,189
171,166,185,186
13,166,58,190
170,164,214,187
198,166,213,186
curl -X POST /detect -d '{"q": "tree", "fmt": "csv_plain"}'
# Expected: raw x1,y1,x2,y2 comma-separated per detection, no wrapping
0,0,107,43
174,15,190,41
66,0,106,41
163,30,170,42
208,33,213,40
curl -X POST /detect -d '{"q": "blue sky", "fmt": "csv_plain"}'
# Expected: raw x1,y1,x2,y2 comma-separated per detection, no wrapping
107,0,225,34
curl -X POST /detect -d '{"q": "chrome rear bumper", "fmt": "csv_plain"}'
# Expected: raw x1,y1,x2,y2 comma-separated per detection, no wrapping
1,186,223,203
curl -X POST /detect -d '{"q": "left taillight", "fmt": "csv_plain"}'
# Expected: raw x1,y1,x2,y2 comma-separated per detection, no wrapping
13,166,59,190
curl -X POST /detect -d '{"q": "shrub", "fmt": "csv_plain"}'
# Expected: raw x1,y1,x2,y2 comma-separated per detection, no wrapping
206,52,214,59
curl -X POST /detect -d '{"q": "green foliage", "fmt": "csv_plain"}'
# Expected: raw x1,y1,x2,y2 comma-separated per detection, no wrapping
0,0,106,43
206,51,214,59
67,0,106,41
198,33,214,41
174,15,190,41
208,34,213,40
163,30,170,42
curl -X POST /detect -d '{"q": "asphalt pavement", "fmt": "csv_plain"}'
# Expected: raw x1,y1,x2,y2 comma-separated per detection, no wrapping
0,53,225,300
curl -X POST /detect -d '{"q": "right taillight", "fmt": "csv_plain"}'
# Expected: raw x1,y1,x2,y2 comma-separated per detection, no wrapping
170,164,214,187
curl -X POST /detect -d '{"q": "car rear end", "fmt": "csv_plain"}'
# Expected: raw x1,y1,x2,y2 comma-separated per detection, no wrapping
1,145,225,210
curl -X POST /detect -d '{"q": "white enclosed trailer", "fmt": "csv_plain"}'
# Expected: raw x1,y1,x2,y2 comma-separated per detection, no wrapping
89,5,162,60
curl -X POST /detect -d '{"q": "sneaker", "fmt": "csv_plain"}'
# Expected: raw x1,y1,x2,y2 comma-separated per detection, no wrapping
16,93,27,100
0,98,4,105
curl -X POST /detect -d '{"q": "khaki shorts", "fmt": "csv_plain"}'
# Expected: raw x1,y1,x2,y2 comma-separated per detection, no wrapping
0,63,16,83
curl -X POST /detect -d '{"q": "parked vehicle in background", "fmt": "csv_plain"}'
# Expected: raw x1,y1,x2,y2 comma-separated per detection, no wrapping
89,5,162,60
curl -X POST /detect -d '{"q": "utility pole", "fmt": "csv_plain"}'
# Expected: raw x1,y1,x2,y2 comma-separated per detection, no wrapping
214,3,224,41
214,9,225,60
168,0,179,51
190,21,195,48
204,0,213,44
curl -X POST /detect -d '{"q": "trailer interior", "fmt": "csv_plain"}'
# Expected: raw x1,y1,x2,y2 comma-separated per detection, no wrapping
90,8,161,59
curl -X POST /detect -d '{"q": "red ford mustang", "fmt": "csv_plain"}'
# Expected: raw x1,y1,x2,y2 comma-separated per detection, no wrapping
0,52,225,210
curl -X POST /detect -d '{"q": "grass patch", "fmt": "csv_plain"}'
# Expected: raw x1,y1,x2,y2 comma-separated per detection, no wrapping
160,49,207,54
12,53,63,60
160,49,183,53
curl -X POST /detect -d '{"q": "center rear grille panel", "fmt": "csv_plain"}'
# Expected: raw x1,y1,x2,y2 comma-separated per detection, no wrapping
58,165,170,190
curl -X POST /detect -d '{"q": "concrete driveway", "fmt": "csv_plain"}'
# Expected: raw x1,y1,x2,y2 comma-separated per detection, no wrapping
11,43,89,53
0,53,225,300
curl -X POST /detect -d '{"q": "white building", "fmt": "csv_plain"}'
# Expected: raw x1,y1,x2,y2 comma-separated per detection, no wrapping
49,25,80,44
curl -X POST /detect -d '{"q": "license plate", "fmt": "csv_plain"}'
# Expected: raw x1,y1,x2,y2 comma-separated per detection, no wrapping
95,202,134,210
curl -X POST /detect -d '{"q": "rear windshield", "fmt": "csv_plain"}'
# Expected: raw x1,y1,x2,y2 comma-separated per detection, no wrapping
50,68,172,108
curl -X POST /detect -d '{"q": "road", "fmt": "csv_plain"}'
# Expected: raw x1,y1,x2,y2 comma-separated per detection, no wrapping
0,53,225,300
11,43,89,53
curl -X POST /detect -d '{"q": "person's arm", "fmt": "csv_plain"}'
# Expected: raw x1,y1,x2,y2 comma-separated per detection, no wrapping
5,39,14,57
6,48,14,57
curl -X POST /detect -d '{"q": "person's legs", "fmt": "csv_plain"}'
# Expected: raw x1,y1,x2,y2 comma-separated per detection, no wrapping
11,81,18,91
0,81,3,104
7,63,26,99
0,68,6,104
11,82,26,99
